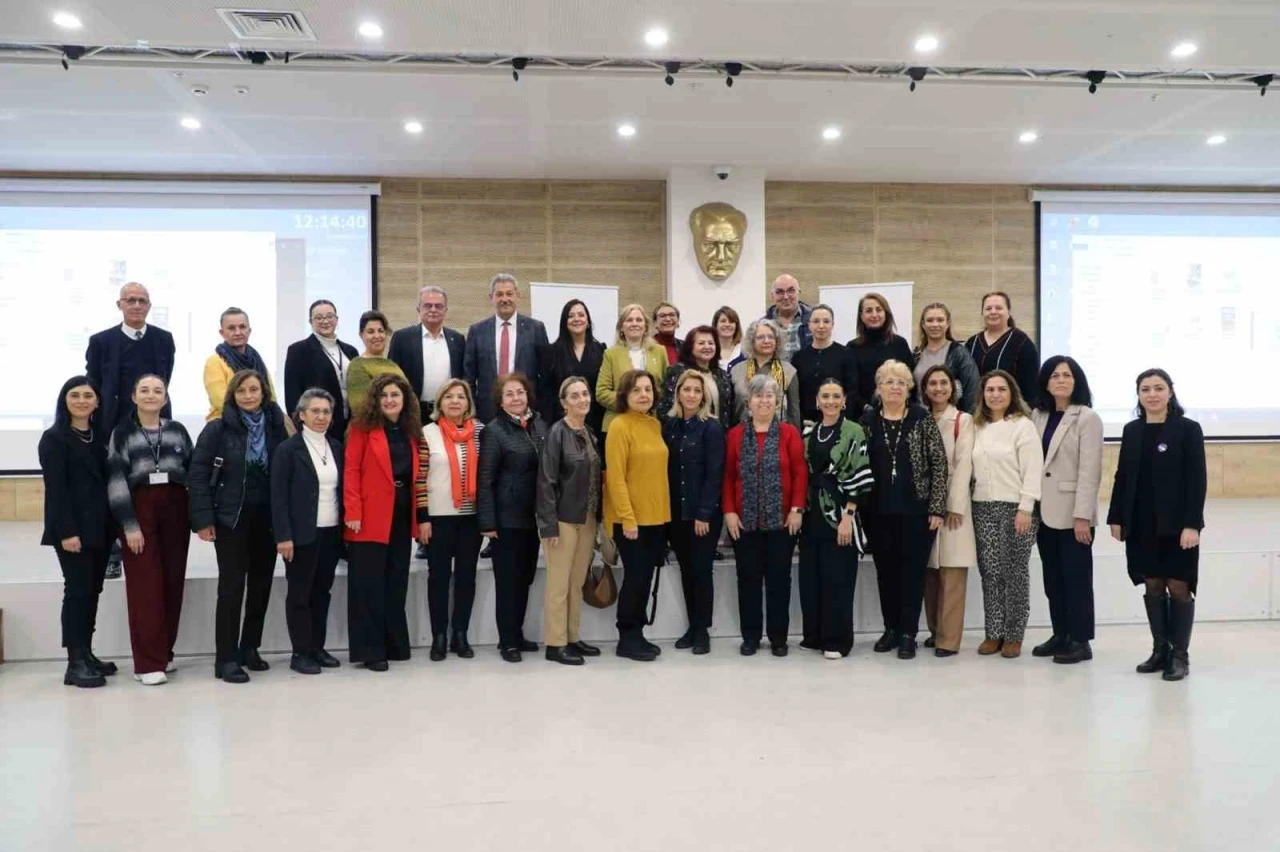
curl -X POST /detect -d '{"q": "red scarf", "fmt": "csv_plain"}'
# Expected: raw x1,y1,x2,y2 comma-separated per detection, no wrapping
437,417,477,508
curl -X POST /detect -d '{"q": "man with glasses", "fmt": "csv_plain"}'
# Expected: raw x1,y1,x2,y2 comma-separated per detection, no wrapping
652,302,683,366
283,300,359,440
763,274,813,362
388,285,465,424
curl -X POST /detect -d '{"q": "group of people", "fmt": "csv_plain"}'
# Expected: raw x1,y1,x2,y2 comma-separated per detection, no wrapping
41,274,1207,689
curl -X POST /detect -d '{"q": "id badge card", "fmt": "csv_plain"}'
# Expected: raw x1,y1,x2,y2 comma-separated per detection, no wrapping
148,472,170,485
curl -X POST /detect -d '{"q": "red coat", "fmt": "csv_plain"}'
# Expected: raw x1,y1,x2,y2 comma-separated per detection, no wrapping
722,421,808,520
343,425,421,544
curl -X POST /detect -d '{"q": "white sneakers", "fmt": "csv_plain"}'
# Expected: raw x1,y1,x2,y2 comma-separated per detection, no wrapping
823,651,842,660
134,671,168,686
165,660,178,673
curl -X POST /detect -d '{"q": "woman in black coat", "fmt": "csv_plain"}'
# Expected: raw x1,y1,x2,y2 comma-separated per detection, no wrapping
1107,368,1206,682
189,369,290,684
477,373,549,662
662,369,726,655
39,376,115,688
847,292,915,412
538,299,607,440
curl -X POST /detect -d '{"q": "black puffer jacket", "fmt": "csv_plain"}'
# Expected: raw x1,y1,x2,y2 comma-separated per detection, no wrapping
189,399,289,530
477,412,548,531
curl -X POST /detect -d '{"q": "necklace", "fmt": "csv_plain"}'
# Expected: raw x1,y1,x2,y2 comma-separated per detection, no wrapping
71,425,93,444
816,420,839,443
303,430,330,466
880,414,905,483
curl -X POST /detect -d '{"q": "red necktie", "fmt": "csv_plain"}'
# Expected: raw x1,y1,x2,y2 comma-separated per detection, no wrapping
499,321,511,376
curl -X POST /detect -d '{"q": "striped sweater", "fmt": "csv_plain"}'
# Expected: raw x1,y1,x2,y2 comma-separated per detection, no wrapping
107,418,194,534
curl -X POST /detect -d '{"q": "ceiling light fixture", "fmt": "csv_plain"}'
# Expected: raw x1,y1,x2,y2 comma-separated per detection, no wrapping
1084,70,1107,94
404,120,424,134
1253,74,1273,97
907,66,928,92
914,35,939,54
822,126,842,141
724,62,742,87
644,27,669,48
1206,134,1226,145
1170,41,1198,59
664,61,680,86
52,11,82,29
1019,130,1039,143
511,56,528,81
617,123,636,138
358,21,383,39
180,116,201,130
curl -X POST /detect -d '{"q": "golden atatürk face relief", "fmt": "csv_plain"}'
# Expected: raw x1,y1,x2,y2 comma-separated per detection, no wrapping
689,202,747,280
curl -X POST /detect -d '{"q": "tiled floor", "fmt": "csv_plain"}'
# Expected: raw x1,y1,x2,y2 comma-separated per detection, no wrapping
3,622,1279,852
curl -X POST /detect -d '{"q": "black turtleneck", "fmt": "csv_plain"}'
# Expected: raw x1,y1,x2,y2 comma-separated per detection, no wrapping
847,329,915,411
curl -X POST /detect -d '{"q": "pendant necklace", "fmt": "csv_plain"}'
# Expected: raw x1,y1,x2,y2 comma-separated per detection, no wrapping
881,415,904,483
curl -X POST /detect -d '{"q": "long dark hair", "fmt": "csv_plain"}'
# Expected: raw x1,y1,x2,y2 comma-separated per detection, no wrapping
678,325,721,369
1034,356,1093,410
53,375,101,431
555,299,596,352
854,292,898,344
352,372,422,435
1134,367,1185,420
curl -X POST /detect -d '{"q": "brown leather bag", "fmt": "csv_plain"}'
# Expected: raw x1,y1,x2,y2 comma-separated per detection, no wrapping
583,563,618,608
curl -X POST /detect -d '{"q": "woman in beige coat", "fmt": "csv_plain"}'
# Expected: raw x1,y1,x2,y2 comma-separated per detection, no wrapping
921,365,976,656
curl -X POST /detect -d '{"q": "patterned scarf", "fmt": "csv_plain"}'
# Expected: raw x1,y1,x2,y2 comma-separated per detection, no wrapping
240,408,267,467
746,357,786,402
216,342,270,382
740,417,784,531
438,417,478,508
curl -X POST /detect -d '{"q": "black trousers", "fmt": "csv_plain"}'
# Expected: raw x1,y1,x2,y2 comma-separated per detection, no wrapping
285,526,341,654
1037,524,1096,642
798,529,859,655
866,512,934,637
213,505,277,665
492,526,540,650
733,528,796,645
426,514,481,636
346,500,412,664
669,517,722,631
613,523,667,641
56,545,108,650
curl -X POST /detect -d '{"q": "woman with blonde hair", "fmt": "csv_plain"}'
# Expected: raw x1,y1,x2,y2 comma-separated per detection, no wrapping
596,303,669,435
729,318,801,427
913,302,980,412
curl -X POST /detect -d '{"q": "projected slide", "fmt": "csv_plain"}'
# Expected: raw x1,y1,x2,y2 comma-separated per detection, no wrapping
0,192,372,469
1040,201,1280,438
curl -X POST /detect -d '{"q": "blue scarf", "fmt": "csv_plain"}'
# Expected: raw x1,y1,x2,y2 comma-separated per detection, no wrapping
216,342,270,383
240,409,267,467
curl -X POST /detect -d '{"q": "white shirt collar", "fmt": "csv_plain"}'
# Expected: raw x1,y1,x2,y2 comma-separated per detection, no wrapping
120,322,148,339
495,312,517,327
421,324,446,340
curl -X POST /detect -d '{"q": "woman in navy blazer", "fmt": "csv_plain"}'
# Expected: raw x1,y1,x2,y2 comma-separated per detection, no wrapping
39,376,116,688
1108,368,1206,682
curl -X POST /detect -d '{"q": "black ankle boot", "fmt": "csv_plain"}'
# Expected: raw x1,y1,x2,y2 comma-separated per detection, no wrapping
1137,594,1170,674
451,630,475,658
1032,634,1068,658
84,649,118,676
674,628,695,650
873,630,897,653
430,634,447,662
1163,598,1194,681
64,649,106,688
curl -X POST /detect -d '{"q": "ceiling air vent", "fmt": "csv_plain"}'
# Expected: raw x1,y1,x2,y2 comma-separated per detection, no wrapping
216,9,317,41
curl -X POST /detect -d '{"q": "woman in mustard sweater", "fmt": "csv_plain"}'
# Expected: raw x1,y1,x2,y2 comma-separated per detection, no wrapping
605,369,671,661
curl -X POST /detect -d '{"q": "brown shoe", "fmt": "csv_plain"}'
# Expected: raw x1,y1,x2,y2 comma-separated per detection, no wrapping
977,639,1003,655
1001,642,1022,658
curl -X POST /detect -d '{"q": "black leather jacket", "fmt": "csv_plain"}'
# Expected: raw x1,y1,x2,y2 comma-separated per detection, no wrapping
535,418,601,538
477,412,548,531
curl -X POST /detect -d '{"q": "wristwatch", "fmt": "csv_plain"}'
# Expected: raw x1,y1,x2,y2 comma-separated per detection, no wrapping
842,507,856,517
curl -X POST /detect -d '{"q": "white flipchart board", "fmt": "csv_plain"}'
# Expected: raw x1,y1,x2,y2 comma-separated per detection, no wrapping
530,282,620,343
818,282,914,344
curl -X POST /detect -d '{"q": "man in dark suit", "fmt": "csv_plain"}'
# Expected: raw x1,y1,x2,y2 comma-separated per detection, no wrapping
388,285,465,423
283,299,360,440
463,274,549,423
85,281,176,577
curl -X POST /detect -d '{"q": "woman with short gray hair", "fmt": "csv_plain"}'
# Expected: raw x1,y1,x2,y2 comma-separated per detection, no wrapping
729,319,801,428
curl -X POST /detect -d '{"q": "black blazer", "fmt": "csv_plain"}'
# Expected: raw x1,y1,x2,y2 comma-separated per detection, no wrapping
283,335,358,439
662,414,726,523
1107,415,1207,537
537,338,606,432
189,401,290,531
388,323,465,404
271,431,345,547
85,325,175,430
38,426,111,548
464,314,549,422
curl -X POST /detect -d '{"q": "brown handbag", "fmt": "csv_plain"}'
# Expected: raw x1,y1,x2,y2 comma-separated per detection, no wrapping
583,562,618,608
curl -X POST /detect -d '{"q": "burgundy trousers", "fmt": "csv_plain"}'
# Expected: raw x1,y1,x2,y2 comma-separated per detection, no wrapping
120,484,191,674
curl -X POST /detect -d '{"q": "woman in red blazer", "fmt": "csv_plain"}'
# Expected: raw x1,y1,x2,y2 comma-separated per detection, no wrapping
344,373,424,671
722,373,807,656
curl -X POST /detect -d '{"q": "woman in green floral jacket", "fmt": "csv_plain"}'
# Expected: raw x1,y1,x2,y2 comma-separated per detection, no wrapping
799,377,874,659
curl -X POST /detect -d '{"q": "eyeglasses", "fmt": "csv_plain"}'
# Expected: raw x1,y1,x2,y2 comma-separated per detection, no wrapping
421,302,446,311
773,288,798,296
312,313,337,322
656,311,679,320
121,297,150,306
753,334,776,342
879,378,909,388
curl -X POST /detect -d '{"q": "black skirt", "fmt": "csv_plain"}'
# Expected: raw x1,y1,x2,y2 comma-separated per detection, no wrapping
1125,534,1199,593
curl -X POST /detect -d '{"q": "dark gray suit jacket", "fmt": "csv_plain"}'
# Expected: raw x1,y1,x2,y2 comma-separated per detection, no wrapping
464,313,548,422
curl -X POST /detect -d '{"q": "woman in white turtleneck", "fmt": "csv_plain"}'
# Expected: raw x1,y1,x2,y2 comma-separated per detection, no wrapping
595,303,669,434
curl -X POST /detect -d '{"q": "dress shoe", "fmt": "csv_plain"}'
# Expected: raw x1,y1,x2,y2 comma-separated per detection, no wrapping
215,662,250,683
241,650,270,672
977,638,1003,655
740,640,759,656
674,629,695,650
1001,642,1023,659
569,640,601,657
450,630,475,658
134,671,167,686
934,648,957,658
1053,641,1093,664
771,643,789,657
615,642,656,662
923,634,936,649
64,650,106,688
85,650,118,676
290,653,321,675
518,638,539,653
1032,634,1068,658
691,630,711,656
429,634,447,662
545,645,585,666
363,660,389,672
873,631,897,653
500,648,523,663
314,649,341,668
897,636,917,659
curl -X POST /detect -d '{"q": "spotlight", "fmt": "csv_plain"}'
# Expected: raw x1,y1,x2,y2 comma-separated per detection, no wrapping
1170,41,1197,59
60,44,85,70
724,62,742,87
1253,74,1273,97
644,27,669,48
52,11,82,30
245,50,270,65
511,56,528,81
664,61,681,86
914,35,939,54
907,66,928,92
1085,70,1106,94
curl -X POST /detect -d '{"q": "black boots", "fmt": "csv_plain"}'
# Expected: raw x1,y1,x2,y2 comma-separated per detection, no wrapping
64,648,106,688
873,630,897,653
84,649,118,676
1053,641,1093,664
1032,634,1068,658
430,634,448,662
451,630,475,658
674,629,695,650
1137,594,1170,674
1163,598,1194,681
241,649,270,672
691,629,711,656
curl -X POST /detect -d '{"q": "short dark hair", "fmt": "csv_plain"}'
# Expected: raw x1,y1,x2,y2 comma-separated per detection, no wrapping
1134,367,1185,419
358,310,390,334
493,372,536,414
220,307,249,327
308,299,336,319
615,369,656,414
1034,356,1093,411
677,325,721,368
920,364,959,408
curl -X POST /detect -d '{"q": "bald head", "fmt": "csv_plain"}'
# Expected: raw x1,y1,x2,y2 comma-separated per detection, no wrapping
117,282,152,329
771,274,800,316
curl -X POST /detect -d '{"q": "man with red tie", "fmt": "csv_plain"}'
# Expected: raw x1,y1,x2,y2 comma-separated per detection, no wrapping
462,273,549,424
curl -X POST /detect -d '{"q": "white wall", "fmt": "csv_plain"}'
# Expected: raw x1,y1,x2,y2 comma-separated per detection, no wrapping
666,166,768,334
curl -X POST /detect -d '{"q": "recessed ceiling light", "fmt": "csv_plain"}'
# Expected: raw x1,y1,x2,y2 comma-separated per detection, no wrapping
179,116,201,130
52,11,82,29
358,21,383,39
644,27,669,48
404,120,424,134
914,34,939,54
617,123,637,138
1206,133,1226,145
822,126,842,141
1019,130,1039,144
1170,41,1198,59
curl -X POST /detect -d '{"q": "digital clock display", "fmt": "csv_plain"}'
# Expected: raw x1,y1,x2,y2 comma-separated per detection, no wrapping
294,213,368,230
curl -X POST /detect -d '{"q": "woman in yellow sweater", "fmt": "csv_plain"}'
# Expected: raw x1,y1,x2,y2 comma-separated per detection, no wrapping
605,369,671,661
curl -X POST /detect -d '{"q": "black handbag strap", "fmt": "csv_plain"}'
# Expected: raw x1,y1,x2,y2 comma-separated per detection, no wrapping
646,564,661,625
